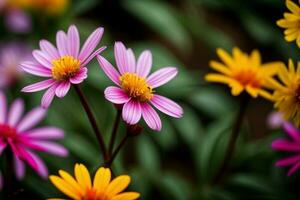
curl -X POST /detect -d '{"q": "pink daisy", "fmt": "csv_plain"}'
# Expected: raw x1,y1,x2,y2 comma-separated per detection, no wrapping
0,91,68,182
21,25,105,108
272,122,300,176
97,41,183,131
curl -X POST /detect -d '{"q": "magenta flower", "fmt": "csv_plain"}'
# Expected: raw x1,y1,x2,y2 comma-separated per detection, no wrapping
0,91,68,181
21,25,105,108
97,42,183,131
272,122,300,176
0,42,32,89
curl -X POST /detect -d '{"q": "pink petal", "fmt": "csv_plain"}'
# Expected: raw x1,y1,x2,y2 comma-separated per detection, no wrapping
127,48,136,73
20,61,52,77
114,41,129,74
17,107,46,132
26,150,48,178
122,100,142,125
104,86,130,104
79,27,104,62
275,154,300,167
67,25,80,58
55,81,71,98
147,67,178,88
21,79,56,93
288,162,300,176
272,139,300,151
136,50,152,77
41,83,58,109
283,122,300,142
141,103,161,131
32,50,52,69
31,141,68,157
0,91,7,123
81,46,106,67
70,67,88,84
97,55,121,86
14,155,25,180
150,94,183,118
24,127,64,139
56,30,68,56
39,39,60,60
8,98,24,126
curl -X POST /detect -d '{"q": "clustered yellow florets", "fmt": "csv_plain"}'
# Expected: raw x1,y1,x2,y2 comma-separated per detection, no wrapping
120,72,154,102
51,56,81,81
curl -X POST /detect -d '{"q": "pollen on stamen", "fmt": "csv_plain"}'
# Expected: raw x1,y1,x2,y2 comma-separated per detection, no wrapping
120,73,154,102
51,56,81,81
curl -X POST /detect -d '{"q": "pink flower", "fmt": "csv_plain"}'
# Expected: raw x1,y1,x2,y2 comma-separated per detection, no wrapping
272,122,300,176
0,91,68,181
21,25,105,108
97,42,183,131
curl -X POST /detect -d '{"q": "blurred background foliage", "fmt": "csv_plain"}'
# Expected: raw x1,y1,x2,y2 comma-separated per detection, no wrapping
1,0,300,199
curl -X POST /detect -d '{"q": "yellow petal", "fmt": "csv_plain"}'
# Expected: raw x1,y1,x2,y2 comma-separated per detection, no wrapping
49,175,80,199
245,85,259,98
216,48,235,69
106,175,131,197
93,167,111,192
209,61,231,75
47,199,67,200
111,192,141,200
284,28,299,35
230,82,244,96
261,62,282,76
285,32,299,41
277,19,299,28
258,90,273,101
75,163,92,190
284,12,300,20
286,0,300,14
278,63,291,85
250,49,261,67
205,74,233,84
59,170,84,196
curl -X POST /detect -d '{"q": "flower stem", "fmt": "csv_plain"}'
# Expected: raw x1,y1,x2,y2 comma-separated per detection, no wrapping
73,85,109,162
109,109,121,156
106,134,129,167
213,94,249,184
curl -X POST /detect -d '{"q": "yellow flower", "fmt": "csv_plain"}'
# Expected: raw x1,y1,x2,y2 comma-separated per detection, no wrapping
270,59,300,126
49,164,140,200
205,47,281,100
277,0,300,47
30,0,69,15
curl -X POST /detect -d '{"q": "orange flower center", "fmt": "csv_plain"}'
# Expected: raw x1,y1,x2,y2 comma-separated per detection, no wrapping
83,189,109,200
120,72,154,102
233,70,261,88
51,56,81,81
0,124,17,140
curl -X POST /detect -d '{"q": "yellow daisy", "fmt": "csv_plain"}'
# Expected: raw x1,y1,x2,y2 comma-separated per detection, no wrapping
270,59,300,126
205,47,281,100
49,164,140,200
277,0,300,47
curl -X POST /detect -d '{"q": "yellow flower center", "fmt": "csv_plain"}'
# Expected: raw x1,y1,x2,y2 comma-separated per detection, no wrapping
51,56,81,81
120,73,154,102
233,70,261,88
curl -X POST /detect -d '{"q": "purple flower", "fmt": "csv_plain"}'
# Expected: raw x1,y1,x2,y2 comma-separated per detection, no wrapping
0,42,32,89
272,122,300,176
0,91,68,182
21,25,105,108
4,9,32,33
267,111,285,129
97,41,183,131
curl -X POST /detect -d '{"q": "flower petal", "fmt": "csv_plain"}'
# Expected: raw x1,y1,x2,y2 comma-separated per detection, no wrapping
32,50,52,69
136,50,152,77
150,94,183,118
141,103,161,131
74,163,92,189
17,107,46,132
8,98,24,126
287,162,300,176
114,42,129,74
126,48,136,73
59,170,84,196
147,67,177,88
93,167,111,192
272,139,300,151
24,127,64,139
39,39,60,60
81,46,106,67
56,30,68,56
20,61,52,77
122,100,142,125
67,25,80,58
105,86,130,104
21,79,56,93
97,55,121,86
41,83,58,109
112,192,140,200
14,156,25,180
32,141,68,157
106,175,130,197
283,122,300,142
0,91,7,124
55,81,71,98
275,154,300,167
79,27,104,62
50,175,80,199
70,67,88,84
